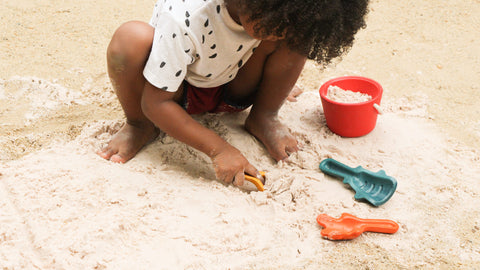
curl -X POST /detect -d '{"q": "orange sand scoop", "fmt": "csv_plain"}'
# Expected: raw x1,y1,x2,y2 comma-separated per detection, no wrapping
244,171,266,191
316,213,399,240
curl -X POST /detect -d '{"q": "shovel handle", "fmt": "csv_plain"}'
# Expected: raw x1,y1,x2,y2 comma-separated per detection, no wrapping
244,171,266,191
356,217,399,234
319,158,356,179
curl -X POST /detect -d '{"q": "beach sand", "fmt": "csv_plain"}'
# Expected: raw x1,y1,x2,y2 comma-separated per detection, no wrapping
1,0,479,269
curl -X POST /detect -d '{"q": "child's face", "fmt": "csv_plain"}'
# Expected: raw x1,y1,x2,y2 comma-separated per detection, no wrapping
239,14,285,42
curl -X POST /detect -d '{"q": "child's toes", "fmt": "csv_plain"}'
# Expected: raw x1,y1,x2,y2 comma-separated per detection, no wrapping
271,147,289,162
97,147,116,160
110,153,127,163
285,145,298,156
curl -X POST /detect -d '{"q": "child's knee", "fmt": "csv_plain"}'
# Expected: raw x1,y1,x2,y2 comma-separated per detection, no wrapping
108,21,154,63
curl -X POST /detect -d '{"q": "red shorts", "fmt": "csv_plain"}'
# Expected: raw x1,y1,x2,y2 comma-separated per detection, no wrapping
181,82,253,115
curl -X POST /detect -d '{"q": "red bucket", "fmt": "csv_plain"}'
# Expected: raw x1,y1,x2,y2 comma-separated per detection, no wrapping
319,76,383,137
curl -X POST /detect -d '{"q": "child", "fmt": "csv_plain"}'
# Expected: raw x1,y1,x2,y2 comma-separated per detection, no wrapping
98,0,369,187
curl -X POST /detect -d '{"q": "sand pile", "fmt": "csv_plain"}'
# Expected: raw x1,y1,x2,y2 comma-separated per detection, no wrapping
1,0,479,268
1,82,479,268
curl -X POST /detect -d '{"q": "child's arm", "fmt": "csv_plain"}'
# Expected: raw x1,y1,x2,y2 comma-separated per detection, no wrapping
245,43,307,161
141,81,259,186
253,44,307,114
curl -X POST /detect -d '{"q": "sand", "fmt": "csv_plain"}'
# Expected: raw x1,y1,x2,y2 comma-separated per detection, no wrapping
326,85,372,103
1,0,479,269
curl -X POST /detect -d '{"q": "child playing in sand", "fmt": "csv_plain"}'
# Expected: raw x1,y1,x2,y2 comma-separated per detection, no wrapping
98,0,369,187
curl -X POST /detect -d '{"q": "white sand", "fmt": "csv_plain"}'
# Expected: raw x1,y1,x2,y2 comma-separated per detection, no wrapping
326,85,372,103
1,0,480,269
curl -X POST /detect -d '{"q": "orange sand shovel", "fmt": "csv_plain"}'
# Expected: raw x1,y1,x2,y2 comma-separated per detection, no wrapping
244,171,266,191
316,213,399,240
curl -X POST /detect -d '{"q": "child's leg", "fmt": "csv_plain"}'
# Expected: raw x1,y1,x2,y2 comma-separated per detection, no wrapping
225,41,307,162
98,21,159,163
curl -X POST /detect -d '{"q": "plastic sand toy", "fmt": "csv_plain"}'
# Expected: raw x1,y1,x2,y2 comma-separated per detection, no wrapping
319,76,383,137
319,158,397,206
244,171,266,191
316,213,399,240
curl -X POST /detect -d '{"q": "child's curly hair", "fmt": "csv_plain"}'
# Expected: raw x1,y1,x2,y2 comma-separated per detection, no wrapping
229,0,369,65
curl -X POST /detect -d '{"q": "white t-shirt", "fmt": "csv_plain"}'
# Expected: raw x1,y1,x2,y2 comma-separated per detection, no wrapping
143,0,261,92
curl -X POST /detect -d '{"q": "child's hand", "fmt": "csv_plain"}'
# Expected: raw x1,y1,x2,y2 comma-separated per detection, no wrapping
211,145,261,187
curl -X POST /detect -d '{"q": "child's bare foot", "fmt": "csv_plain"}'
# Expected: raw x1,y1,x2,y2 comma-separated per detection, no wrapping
286,85,304,102
245,113,299,162
97,121,159,163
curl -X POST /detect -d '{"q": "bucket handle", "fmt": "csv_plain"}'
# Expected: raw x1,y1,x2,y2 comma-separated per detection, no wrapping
373,103,383,115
